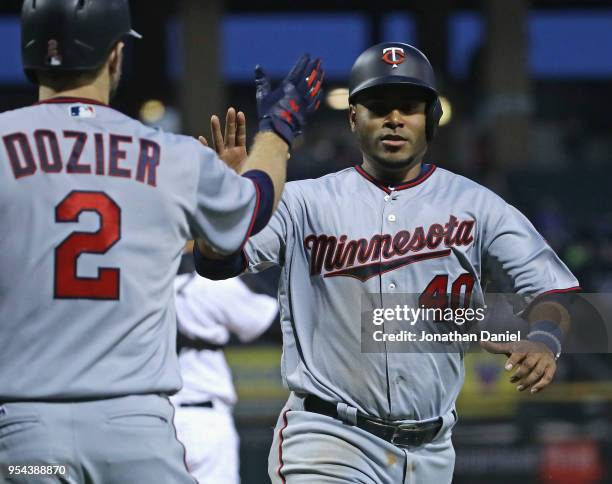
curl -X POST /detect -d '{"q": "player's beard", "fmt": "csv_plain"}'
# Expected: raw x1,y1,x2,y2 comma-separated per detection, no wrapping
369,152,421,172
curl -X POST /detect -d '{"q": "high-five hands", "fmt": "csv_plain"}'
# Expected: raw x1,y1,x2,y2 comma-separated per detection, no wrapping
199,107,247,173
255,53,324,147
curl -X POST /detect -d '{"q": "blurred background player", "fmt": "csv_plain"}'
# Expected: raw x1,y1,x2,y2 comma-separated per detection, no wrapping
172,243,278,484
0,0,321,482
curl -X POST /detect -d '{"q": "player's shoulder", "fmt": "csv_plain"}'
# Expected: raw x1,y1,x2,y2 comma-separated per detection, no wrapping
0,104,39,124
283,166,357,200
114,113,200,151
432,165,507,204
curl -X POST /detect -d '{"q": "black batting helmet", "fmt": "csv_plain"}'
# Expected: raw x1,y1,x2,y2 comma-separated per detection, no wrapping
349,42,443,142
21,0,141,84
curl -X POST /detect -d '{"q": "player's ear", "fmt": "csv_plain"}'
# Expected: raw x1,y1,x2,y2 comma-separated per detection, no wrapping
348,105,357,132
108,42,125,75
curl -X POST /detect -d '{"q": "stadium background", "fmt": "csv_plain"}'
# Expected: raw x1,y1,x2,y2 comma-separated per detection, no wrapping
1,1,611,482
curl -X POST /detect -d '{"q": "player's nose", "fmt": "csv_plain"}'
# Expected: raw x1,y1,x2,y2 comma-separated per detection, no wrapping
383,109,404,128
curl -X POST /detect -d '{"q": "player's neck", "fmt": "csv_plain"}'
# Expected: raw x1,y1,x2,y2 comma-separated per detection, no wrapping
361,158,423,185
39,81,110,105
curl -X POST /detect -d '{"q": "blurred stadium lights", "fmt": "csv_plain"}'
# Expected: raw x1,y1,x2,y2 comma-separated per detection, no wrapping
326,87,349,110
139,99,166,124
139,99,181,133
439,96,452,126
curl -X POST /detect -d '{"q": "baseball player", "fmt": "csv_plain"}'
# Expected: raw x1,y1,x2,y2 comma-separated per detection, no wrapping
0,1,322,483
196,42,579,484
171,260,278,484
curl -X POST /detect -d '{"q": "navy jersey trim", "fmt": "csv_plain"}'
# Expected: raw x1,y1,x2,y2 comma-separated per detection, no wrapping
324,249,451,282
524,285,582,319
354,163,436,194
242,170,274,238
535,286,582,297
193,245,248,280
238,177,262,251
35,96,109,107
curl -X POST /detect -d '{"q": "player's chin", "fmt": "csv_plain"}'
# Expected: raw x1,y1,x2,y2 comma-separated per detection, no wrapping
373,149,417,169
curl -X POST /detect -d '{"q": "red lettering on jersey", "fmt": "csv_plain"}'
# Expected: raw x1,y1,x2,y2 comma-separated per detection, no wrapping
3,131,159,188
55,191,121,299
304,215,476,277
108,134,132,178
64,131,90,174
443,215,459,246
136,139,161,187
454,220,475,245
407,226,426,252
304,235,335,276
393,230,411,255
34,130,63,173
426,223,445,249
94,133,105,175
3,132,36,179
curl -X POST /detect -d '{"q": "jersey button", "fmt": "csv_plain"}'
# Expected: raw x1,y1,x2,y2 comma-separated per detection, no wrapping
384,195,391,202
388,214,396,222
388,283,396,290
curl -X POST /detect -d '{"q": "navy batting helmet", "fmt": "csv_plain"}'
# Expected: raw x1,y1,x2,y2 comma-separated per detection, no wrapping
21,0,141,83
349,42,443,142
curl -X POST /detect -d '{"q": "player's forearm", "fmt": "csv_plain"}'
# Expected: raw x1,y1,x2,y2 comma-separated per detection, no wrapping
525,299,572,359
240,132,288,210
528,300,571,335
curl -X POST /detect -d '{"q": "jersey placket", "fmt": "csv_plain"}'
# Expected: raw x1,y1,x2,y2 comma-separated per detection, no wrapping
379,185,423,420
379,186,400,417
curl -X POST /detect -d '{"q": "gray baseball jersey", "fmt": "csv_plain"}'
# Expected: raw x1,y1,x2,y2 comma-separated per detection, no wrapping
244,164,579,421
0,97,258,400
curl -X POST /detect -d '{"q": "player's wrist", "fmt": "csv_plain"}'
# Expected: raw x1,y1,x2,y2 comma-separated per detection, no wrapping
258,117,294,148
527,320,563,360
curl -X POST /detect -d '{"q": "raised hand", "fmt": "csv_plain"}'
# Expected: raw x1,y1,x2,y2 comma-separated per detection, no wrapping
199,107,247,173
255,53,324,147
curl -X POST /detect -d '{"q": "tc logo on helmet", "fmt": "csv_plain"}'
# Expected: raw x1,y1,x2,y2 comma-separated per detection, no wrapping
46,39,63,67
381,47,405,68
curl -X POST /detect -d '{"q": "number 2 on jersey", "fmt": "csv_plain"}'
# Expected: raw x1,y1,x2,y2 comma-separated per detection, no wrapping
54,191,121,299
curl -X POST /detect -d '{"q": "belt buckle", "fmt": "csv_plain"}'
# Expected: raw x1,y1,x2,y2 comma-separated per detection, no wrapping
391,423,424,447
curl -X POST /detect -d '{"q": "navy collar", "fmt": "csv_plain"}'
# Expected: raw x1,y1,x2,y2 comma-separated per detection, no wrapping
36,96,108,107
354,163,436,194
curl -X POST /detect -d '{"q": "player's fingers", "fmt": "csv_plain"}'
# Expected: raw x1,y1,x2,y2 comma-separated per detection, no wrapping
510,354,538,382
286,53,311,85
198,136,209,147
480,340,512,356
530,364,556,394
236,111,247,147
254,65,271,100
505,351,526,371
210,115,224,153
516,359,548,391
225,107,237,149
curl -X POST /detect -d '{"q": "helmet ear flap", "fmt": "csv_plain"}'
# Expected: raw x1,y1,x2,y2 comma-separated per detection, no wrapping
426,97,443,142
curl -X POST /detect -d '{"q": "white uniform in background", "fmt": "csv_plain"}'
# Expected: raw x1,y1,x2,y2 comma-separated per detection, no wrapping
171,273,278,484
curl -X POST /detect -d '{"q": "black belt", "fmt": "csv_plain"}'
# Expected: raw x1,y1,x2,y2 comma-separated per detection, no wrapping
176,330,225,353
179,400,213,409
303,395,442,447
